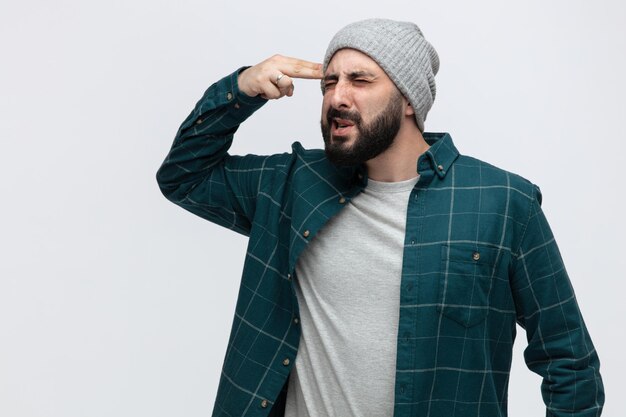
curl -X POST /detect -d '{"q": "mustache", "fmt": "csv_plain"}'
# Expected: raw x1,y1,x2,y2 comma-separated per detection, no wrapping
326,108,362,125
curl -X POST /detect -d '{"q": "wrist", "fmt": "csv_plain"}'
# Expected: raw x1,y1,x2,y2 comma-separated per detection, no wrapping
236,67,256,98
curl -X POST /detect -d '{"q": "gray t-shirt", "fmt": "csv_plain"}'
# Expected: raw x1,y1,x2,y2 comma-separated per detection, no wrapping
285,175,419,417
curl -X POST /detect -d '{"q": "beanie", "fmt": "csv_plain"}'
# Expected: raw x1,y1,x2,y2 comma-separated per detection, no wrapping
323,18,440,132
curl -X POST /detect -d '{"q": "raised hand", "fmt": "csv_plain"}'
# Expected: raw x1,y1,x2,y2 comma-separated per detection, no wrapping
237,55,323,100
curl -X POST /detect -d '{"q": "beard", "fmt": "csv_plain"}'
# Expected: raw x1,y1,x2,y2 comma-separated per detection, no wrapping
321,91,403,167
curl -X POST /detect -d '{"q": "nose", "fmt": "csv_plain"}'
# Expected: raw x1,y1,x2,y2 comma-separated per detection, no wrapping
327,80,352,109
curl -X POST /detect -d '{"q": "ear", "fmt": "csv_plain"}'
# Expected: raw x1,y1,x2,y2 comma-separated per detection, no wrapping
404,101,415,117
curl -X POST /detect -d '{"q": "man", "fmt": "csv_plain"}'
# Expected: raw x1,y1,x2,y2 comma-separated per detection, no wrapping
157,19,604,417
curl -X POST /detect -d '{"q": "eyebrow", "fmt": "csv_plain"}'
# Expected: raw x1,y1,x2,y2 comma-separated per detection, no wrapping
323,70,377,83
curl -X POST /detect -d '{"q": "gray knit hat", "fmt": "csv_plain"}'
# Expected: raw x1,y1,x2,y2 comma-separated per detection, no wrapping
323,18,440,132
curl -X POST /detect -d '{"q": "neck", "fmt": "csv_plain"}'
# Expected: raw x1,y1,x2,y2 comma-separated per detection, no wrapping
365,121,429,182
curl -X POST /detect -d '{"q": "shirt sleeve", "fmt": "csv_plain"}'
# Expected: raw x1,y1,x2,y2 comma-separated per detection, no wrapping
156,68,287,236
510,185,605,416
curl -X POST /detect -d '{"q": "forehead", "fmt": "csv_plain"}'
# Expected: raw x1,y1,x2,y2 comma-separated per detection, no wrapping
325,48,385,76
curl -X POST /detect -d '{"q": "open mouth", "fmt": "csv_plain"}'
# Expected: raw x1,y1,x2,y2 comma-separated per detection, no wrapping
332,118,355,136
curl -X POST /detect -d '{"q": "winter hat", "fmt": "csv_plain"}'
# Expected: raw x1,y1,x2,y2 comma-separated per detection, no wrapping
323,18,440,132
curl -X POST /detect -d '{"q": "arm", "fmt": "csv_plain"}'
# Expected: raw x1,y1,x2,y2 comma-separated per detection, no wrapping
156,68,269,235
510,186,604,416
156,56,323,235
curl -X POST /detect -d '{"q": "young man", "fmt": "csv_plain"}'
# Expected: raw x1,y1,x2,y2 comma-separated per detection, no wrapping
157,19,604,417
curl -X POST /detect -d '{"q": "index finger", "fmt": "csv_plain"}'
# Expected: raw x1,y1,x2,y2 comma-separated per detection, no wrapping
279,56,323,80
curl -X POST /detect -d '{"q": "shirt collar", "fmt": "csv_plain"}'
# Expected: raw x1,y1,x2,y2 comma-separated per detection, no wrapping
420,132,460,179
351,132,460,185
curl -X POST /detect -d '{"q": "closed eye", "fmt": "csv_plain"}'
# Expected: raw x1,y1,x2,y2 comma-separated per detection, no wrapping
322,81,336,93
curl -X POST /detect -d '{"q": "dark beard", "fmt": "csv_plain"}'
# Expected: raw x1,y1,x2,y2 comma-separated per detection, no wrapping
321,91,403,167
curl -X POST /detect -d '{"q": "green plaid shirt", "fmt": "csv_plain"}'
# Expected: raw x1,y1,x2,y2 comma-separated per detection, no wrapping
157,70,604,417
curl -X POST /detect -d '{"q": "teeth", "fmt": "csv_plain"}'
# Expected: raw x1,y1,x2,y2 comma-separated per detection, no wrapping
333,118,353,129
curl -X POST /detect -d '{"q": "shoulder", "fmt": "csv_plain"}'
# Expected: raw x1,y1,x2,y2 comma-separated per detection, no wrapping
289,141,347,174
448,154,542,229
453,154,540,203
288,141,359,188
424,132,539,204
290,141,326,161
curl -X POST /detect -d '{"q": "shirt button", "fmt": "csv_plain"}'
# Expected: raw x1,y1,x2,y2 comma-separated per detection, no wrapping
339,196,346,204
293,317,299,324
195,118,203,124
472,251,480,261
234,103,240,109
437,164,444,171
226,92,233,101
303,230,310,238
260,399,268,408
282,358,290,366
287,273,292,280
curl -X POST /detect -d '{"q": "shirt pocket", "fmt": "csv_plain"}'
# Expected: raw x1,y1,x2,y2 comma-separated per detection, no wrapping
437,243,501,328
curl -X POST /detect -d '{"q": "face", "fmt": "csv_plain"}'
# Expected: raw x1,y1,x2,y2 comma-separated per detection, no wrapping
321,49,405,166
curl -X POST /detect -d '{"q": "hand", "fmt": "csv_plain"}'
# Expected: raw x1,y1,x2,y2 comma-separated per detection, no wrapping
237,55,323,100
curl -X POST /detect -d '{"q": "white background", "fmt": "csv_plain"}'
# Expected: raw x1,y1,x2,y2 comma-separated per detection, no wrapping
1,1,624,416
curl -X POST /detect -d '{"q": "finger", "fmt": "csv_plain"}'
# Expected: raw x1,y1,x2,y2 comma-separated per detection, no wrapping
259,82,283,100
282,64,323,80
275,74,294,95
277,56,323,80
274,72,287,87
280,56,323,69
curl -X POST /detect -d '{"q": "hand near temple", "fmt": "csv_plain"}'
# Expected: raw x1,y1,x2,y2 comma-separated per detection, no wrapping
237,54,323,100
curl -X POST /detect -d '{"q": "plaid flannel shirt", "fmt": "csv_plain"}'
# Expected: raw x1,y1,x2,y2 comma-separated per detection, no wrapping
157,70,604,417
